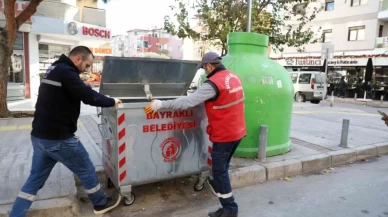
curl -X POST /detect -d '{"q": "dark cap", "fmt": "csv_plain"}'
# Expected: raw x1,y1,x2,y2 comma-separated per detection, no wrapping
200,52,222,68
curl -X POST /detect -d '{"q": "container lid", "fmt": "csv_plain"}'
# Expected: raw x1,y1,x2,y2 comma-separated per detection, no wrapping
99,56,200,98
227,32,269,47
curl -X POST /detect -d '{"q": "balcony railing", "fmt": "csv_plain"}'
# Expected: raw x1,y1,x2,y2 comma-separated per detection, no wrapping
375,37,388,48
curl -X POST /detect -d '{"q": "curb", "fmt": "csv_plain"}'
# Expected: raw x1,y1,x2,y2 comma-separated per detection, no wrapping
351,145,378,161
227,143,388,190
92,144,388,191
324,98,388,108
0,197,79,217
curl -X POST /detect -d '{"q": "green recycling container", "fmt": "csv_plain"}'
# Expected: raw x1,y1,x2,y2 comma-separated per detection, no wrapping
221,32,294,158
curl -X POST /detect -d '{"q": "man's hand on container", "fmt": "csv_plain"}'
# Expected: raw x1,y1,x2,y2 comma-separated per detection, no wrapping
144,100,162,114
114,98,122,106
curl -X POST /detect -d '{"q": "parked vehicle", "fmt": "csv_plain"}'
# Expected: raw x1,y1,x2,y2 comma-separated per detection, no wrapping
289,71,327,104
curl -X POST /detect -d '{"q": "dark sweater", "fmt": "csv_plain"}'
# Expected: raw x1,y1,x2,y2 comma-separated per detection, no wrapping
31,54,115,140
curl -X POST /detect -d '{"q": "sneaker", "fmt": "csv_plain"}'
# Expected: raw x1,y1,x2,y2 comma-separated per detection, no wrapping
208,208,224,217
207,177,217,196
93,193,122,215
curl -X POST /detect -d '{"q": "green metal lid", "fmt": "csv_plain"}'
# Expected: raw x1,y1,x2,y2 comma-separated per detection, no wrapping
227,32,269,47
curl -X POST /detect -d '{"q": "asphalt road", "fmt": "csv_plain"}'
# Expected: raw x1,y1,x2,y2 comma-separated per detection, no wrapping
81,155,388,217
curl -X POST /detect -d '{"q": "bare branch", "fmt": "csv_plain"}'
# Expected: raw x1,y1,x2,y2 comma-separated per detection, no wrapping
16,0,44,28
258,0,271,14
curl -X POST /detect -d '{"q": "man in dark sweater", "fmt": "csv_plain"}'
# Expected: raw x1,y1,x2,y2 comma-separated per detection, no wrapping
10,46,122,216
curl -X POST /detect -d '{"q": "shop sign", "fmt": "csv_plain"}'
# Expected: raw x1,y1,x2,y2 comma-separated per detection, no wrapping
0,0,30,21
285,58,322,66
89,43,112,55
328,60,358,65
82,26,111,39
68,22,78,35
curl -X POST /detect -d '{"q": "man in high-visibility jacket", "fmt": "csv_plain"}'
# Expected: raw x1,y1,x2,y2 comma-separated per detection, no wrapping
144,52,246,217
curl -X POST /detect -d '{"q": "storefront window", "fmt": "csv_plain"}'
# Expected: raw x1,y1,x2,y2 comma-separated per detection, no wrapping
9,32,24,84
80,57,103,85
39,43,70,80
375,67,388,87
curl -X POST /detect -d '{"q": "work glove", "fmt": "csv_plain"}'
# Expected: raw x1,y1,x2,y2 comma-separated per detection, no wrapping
144,100,162,114
114,98,122,106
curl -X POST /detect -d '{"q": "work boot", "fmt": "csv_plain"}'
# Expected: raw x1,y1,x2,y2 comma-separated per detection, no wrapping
208,208,224,217
207,177,217,196
220,211,238,217
93,193,122,215
209,208,238,217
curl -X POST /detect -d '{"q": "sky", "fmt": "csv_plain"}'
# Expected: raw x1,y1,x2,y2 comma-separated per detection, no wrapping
103,0,178,36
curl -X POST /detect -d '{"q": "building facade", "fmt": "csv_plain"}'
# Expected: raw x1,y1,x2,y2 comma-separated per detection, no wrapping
111,28,183,59
0,0,111,102
182,15,222,61
270,0,388,94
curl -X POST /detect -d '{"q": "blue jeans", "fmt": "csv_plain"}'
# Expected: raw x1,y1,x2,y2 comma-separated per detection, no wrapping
10,136,107,217
211,139,241,214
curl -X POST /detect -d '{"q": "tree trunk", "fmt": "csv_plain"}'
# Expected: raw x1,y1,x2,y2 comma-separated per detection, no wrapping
0,29,12,118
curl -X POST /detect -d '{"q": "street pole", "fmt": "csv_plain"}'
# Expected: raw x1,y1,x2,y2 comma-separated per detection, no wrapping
258,125,268,163
339,119,350,148
324,48,329,101
247,0,252,32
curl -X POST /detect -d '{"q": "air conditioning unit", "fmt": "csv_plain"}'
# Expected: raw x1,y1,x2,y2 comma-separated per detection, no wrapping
292,4,306,15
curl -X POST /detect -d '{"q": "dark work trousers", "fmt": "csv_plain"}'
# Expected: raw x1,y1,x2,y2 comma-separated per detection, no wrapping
211,139,242,214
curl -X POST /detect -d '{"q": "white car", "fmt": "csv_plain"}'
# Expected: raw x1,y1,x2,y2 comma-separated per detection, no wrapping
289,71,327,104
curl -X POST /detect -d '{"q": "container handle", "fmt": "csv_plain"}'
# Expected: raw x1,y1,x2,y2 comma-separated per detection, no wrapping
96,107,102,117
98,123,110,140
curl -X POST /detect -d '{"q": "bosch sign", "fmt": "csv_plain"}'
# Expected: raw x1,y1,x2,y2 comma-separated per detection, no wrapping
82,26,111,39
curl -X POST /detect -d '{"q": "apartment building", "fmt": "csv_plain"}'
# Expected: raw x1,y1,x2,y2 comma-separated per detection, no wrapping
270,0,388,87
1,0,111,101
182,14,222,61
111,28,183,59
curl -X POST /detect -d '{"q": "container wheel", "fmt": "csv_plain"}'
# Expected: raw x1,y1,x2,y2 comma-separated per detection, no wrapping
106,176,114,189
295,92,306,102
122,193,136,206
194,180,205,192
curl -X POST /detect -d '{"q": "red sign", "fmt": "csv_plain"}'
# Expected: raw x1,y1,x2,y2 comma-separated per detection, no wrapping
82,26,111,39
0,0,30,21
160,137,181,163
143,110,196,133
146,111,193,120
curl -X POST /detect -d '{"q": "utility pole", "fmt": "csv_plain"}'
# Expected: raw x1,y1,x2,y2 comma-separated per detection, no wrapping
247,0,252,32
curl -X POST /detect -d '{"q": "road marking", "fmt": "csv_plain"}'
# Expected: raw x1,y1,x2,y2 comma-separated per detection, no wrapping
0,126,17,131
18,125,32,130
293,111,379,117
0,122,83,131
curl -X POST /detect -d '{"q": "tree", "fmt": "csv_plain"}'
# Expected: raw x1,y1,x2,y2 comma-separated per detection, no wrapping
0,0,108,118
164,0,323,55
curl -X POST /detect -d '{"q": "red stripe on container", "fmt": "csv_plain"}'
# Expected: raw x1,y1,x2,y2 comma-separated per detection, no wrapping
119,143,126,154
207,158,212,166
118,113,125,126
118,128,125,140
208,146,212,154
119,157,126,168
120,171,127,182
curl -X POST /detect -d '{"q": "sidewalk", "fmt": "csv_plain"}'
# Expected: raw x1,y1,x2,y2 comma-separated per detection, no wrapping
1,102,387,216
326,96,388,108
0,117,102,217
